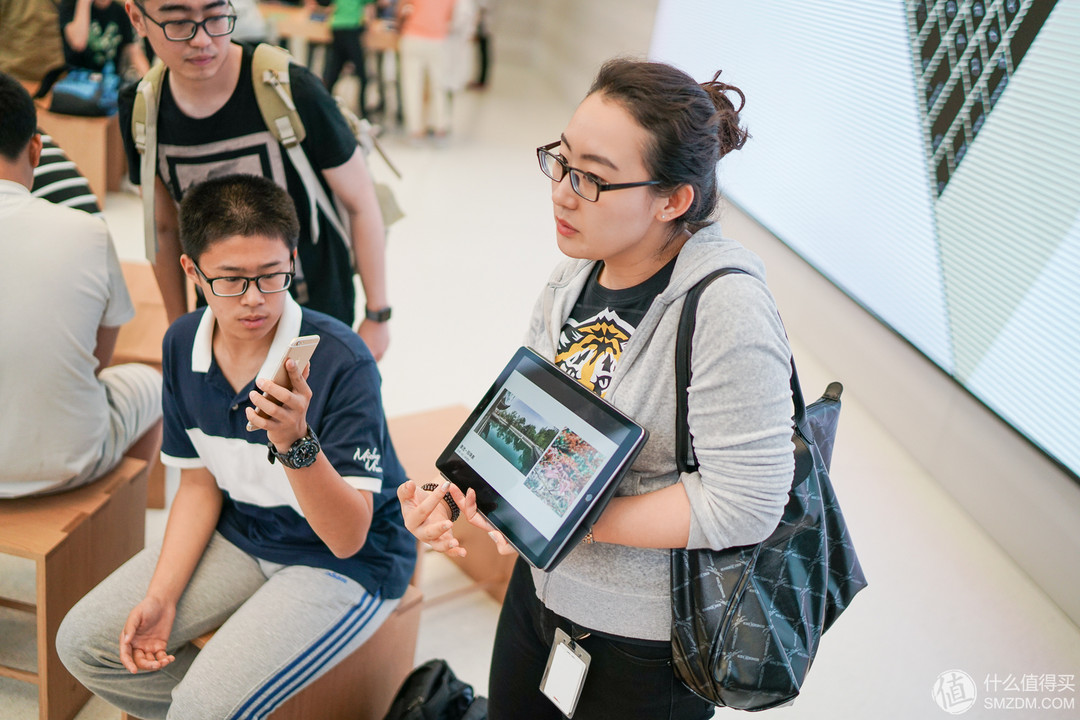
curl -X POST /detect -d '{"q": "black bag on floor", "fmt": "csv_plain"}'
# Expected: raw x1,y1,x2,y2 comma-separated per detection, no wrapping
383,659,487,720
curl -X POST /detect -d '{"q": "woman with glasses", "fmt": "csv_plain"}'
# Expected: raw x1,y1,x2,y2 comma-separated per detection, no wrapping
399,59,795,719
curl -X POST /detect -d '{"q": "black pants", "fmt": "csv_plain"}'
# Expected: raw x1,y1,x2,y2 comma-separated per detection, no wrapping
323,27,368,116
488,559,714,720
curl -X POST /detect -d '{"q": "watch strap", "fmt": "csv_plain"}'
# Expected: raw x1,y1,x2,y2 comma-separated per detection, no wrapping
267,427,320,469
364,306,392,322
421,482,460,522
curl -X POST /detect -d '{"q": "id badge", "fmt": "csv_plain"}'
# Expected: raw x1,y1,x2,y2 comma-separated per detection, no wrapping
540,627,591,718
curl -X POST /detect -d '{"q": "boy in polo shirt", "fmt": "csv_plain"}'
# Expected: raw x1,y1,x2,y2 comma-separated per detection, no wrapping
57,173,416,720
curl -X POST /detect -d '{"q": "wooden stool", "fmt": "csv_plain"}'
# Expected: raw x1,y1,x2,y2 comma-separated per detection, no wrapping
387,406,517,604
0,457,149,720
119,584,424,720
114,261,170,509
113,262,168,372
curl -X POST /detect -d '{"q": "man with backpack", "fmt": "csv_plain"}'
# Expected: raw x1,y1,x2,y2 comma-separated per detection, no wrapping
118,0,392,360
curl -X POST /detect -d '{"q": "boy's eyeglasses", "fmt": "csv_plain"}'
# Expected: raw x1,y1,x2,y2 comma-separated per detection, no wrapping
192,260,294,297
537,141,659,202
133,1,237,41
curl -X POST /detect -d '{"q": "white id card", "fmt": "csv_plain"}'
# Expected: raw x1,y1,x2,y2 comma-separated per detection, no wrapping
540,627,591,718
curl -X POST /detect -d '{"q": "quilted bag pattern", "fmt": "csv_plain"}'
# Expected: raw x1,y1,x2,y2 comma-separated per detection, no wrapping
670,269,867,710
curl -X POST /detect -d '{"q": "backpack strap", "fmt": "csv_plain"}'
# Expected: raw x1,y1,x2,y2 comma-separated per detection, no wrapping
675,268,806,474
251,43,305,147
252,43,351,253
132,61,166,263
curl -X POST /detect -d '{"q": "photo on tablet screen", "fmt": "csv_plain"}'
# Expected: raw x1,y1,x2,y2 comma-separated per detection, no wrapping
457,365,620,540
436,347,649,570
473,389,558,476
524,429,605,517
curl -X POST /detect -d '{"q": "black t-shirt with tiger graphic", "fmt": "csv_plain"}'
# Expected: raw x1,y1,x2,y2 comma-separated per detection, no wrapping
555,257,677,396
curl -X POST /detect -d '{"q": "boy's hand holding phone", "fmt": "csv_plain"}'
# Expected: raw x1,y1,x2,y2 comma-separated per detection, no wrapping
246,335,320,452
246,358,313,453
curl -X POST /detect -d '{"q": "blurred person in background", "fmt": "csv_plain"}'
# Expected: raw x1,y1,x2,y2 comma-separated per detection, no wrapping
60,0,150,78
397,0,455,144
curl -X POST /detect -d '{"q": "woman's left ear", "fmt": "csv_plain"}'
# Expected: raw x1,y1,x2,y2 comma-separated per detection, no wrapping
658,184,695,222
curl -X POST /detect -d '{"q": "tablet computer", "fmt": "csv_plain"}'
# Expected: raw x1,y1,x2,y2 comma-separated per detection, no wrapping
435,346,648,571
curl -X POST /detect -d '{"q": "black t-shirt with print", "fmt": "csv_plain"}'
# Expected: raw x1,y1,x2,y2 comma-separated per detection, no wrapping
58,0,135,72
117,44,361,324
555,257,677,396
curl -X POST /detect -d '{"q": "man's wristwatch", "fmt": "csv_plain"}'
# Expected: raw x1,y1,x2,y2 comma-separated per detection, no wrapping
267,426,321,469
364,306,392,323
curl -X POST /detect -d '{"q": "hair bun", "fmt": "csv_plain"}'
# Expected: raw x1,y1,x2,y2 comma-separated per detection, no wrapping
702,70,750,157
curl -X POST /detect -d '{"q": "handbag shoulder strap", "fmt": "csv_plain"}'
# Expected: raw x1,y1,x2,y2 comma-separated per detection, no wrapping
675,268,808,474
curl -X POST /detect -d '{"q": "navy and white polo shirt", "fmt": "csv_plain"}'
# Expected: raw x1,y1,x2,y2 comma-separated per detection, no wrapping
161,295,415,599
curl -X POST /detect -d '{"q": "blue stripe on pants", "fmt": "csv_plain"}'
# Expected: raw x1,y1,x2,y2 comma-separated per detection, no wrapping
231,591,383,719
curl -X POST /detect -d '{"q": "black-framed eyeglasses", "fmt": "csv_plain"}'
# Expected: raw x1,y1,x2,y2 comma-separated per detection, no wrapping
192,259,294,297
537,141,660,202
133,0,237,41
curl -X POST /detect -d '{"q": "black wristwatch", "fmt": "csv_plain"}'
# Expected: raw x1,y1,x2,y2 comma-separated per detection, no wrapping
267,426,321,469
364,306,392,323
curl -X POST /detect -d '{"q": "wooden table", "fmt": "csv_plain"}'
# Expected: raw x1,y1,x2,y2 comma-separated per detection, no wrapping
259,2,334,43
260,1,333,73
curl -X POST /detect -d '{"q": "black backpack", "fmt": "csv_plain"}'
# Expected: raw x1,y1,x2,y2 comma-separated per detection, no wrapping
383,659,488,720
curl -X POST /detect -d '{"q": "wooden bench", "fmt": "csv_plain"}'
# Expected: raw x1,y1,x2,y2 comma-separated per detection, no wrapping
0,457,149,720
387,406,517,604
113,262,168,372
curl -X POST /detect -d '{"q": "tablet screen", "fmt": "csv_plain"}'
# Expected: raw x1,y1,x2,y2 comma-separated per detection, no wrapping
435,347,648,570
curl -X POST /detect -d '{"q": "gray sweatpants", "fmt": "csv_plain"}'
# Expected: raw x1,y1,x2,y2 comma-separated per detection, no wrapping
56,532,399,720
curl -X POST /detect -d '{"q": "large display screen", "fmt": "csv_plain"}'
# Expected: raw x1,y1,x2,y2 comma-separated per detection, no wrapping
651,0,1079,480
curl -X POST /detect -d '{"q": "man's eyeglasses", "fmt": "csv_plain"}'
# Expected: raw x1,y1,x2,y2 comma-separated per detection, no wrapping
536,141,659,202
133,0,237,41
192,260,294,297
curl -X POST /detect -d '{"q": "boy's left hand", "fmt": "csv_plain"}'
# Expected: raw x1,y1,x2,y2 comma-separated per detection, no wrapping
246,359,312,452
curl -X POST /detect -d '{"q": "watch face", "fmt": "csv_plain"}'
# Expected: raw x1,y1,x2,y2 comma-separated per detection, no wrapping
273,429,320,469
290,439,320,468
365,306,392,322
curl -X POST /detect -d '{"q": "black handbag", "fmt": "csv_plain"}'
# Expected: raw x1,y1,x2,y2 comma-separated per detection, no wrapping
670,268,867,710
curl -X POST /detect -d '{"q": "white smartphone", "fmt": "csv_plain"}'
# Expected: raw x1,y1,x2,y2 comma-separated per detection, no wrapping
246,335,321,432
